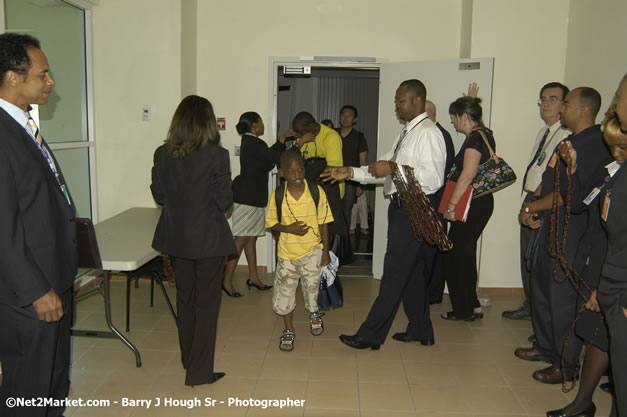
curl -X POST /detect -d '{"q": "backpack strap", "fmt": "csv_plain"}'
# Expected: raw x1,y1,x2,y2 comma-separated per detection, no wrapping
306,179,320,213
275,179,320,223
275,181,285,223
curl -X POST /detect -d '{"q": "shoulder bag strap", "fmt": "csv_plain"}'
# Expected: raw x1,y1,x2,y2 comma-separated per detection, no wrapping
475,128,498,160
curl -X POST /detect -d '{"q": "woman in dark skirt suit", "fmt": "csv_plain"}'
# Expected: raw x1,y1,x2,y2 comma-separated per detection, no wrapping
151,95,236,386
222,111,287,296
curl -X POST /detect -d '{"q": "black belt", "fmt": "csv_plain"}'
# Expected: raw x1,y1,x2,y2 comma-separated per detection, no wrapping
390,192,402,207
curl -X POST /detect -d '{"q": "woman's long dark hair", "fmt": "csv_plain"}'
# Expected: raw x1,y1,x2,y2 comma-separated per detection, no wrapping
236,111,261,135
449,96,484,127
166,95,220,159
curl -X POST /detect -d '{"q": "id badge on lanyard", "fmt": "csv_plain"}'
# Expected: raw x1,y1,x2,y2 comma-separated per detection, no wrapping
601,191,611,222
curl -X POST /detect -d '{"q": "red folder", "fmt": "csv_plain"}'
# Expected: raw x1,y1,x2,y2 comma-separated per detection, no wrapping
437,180,472,222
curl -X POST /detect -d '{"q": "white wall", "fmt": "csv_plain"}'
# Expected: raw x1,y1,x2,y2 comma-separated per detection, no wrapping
469,0,570,288
91,0,181,221
564,0,627,111
87,0,625,286
194,0,463,269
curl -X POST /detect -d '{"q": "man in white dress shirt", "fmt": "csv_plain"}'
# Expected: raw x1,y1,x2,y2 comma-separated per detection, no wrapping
502,82,570,321
322,79,446,349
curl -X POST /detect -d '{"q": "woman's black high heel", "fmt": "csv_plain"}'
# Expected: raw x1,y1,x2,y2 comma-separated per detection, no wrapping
546,402,596,417
222,284,243,298
246,279,273,291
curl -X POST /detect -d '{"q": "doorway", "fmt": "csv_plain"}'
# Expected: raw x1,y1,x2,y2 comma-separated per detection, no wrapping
267,57,494,281
275,65,380,278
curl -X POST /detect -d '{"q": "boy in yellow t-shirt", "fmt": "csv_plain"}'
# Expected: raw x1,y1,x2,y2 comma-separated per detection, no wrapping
266,151,333,351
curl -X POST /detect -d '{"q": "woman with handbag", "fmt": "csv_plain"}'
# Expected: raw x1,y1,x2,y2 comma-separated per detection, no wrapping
151,95,236,386
441,96,495,321
222,112,288,297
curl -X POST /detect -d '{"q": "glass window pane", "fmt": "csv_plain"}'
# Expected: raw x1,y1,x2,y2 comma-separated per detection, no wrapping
52,147,92,218
4,0,87,143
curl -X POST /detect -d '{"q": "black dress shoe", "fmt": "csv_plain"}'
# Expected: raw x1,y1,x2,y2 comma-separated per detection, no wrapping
210,372,226,384
391,332,435,346
600,381,614,394
339,334,380,350
187,372,226,386
502,306,532,320
246,279,273,291
546,402,595,417
514,346,551,362
441,311,475,321
222,284,243,298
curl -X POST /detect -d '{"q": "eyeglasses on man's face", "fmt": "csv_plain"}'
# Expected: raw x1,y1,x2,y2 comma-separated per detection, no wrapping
537,97,563,106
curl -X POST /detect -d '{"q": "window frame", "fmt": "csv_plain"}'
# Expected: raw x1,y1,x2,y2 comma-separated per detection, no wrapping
1,0,99,221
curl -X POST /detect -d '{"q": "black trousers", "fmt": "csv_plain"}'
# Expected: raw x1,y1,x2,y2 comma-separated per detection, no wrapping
171,256,224,386
0,289,73,417
519,225,533,312
530,240,582,374
427,213,447,304
444,194,494,318
598,286,627,417
356,203,435,344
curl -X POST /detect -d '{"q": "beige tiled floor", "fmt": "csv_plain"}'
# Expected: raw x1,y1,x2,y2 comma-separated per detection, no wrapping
65,273,613,417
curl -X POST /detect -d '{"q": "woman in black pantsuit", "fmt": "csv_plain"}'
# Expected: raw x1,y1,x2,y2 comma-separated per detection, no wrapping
442,96,495,321
151,95,236,386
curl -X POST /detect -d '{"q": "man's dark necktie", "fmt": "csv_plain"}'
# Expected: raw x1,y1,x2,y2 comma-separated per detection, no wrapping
521,127,550,192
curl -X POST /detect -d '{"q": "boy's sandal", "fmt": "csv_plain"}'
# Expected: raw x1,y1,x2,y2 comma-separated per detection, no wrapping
279,330,295,351
310,311,325,336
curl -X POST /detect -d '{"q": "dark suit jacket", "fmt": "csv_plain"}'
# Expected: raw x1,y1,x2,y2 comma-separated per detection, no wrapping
151,143,236,259
0,108,77,307
433,122,456,210
232,134,285,207
436,122,455,178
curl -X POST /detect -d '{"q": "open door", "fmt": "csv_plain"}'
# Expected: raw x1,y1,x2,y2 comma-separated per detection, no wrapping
372,58,494,278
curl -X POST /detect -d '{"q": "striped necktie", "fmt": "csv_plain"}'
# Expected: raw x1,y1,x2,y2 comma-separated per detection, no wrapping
521,127,550,193
25,115,71,205
26,115,47,156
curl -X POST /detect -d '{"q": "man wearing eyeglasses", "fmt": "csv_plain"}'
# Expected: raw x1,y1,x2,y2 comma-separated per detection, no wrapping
502,82,571,322
515,87,613,384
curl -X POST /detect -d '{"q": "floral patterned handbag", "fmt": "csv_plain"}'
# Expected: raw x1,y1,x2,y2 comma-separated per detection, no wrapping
471,129,517,198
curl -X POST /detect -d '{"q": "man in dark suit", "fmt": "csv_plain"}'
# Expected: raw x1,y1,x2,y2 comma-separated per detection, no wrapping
0,33,77,417
516,87,610,384
425,100,455,304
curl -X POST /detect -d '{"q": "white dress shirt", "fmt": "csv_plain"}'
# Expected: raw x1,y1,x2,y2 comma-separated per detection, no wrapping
523,120,571,193
350,112,446,196
0,97,29,128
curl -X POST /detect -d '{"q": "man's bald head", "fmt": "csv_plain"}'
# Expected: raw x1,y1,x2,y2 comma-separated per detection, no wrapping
425,100,436,122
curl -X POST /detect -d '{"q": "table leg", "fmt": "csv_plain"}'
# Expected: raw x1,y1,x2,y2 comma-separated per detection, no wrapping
72,270,142,367
102,270,142,367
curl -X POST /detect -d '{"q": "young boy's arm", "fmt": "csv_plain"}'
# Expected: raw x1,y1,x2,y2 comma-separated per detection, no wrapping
271,222,309,236
316,185,333,267
266,189,309,236
320,223,330,266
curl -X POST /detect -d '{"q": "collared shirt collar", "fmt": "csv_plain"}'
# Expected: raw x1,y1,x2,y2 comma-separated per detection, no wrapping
404,112,429,131
547,119,563,133
0,97,29,127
